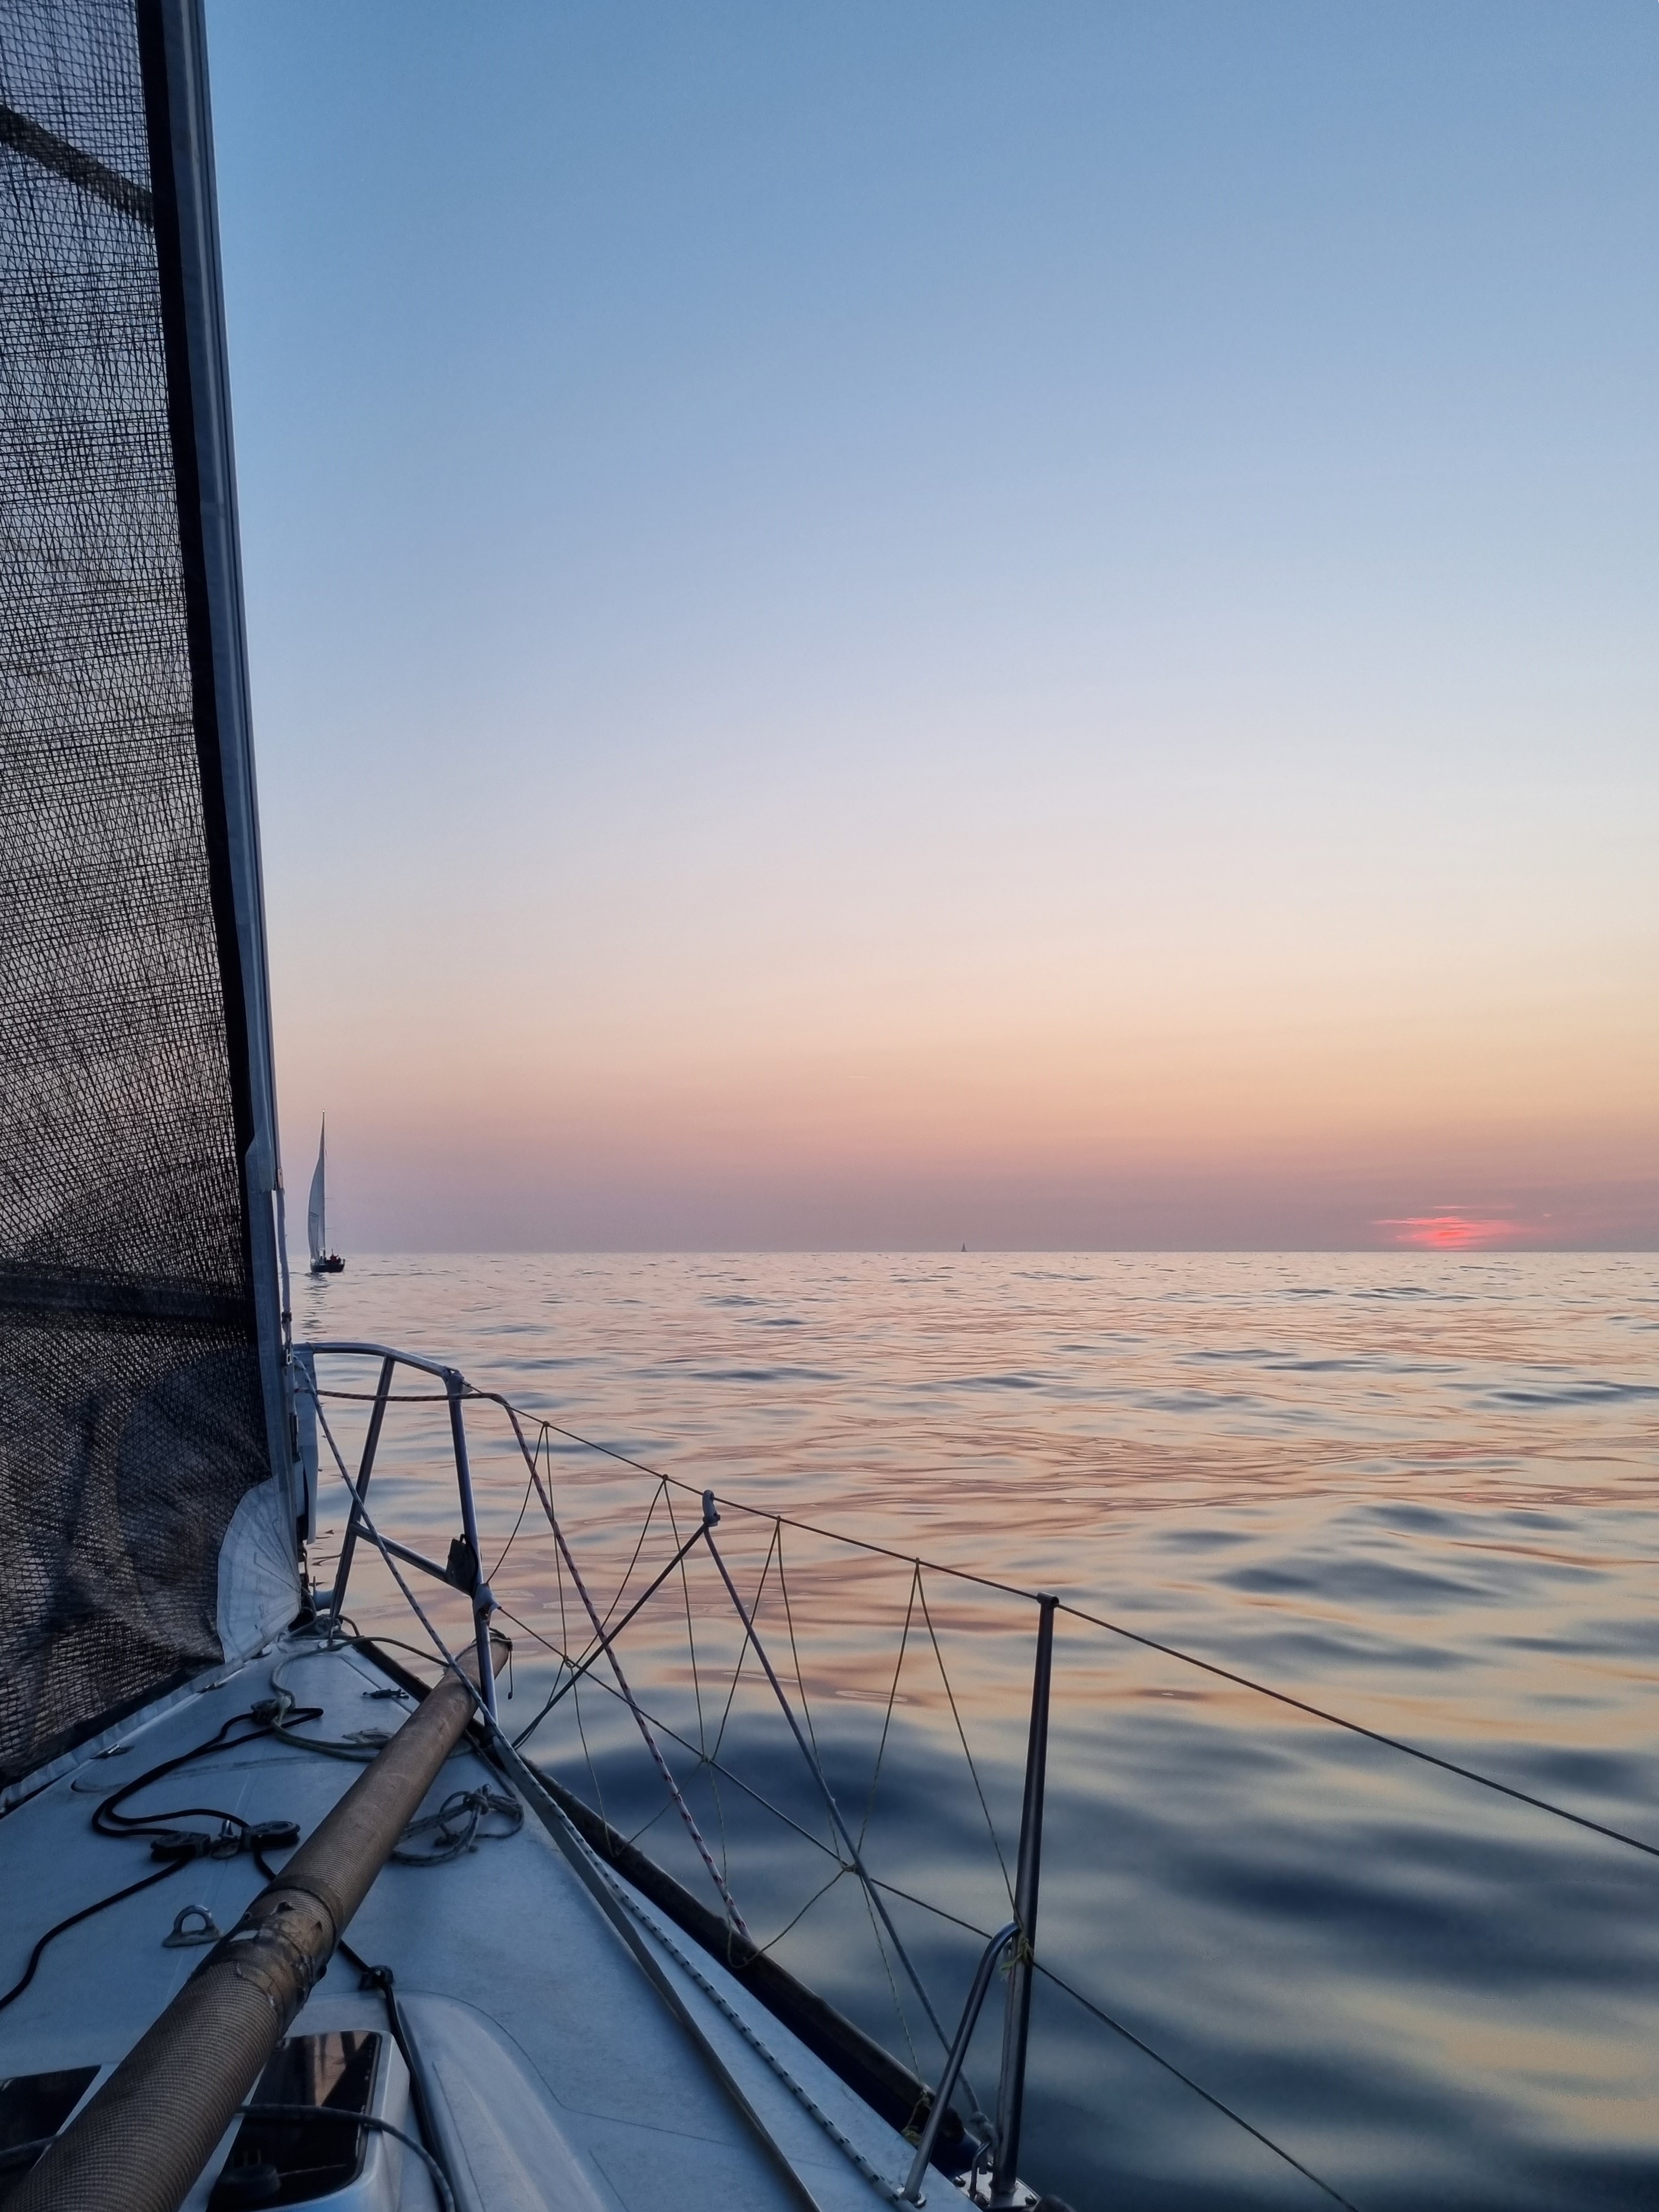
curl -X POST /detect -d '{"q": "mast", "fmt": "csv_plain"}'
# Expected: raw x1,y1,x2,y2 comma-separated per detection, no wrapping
137,0,290,1481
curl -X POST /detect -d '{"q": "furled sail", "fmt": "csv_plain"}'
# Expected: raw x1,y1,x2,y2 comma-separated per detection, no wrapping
307,1124,326,1267
0,0,300,1785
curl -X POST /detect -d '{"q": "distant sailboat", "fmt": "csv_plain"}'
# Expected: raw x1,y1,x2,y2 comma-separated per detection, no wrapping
306,1117,345,1274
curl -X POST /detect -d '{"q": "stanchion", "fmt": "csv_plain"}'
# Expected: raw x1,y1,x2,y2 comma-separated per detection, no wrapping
989,1593,1056,2207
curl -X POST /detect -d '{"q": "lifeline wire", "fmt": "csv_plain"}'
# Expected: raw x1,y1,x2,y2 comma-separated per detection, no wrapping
305,1357,1627,2206
1033,1965,1363,2212
506,1617,1357,2208
458,1389,1659,1866
704,1517,957,2061
498,1403,753,1940
394,1567,1353,2204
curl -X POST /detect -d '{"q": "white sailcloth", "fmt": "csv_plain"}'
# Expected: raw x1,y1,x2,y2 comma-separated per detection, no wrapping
307,1121,326,1265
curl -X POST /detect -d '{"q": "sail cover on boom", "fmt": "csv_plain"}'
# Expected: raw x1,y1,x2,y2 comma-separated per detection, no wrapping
0,0,299,1786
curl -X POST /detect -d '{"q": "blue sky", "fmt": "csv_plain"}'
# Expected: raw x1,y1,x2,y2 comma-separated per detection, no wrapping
207,1,1658,1249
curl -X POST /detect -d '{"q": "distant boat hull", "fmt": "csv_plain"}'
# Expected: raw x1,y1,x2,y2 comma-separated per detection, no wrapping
309,1254,345,1275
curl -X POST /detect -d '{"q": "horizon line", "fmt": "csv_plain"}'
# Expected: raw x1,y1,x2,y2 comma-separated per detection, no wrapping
287,1244,1659,1258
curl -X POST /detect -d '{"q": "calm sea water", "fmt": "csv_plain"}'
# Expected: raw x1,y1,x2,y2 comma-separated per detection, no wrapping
293,1252,1659,2211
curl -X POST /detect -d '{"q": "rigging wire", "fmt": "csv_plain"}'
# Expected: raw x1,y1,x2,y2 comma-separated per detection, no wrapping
707,1521,780,1776
443,1390,1659,1865
346,1589,1354,2203
858,1565,919,1857
663,1485,738,1915
1033,1964,1363,2212
775,1527,824,1769
915,1568,1015,1909
1052,1597,1659,1864
303,1357,1644,2206
502,1425,755,1941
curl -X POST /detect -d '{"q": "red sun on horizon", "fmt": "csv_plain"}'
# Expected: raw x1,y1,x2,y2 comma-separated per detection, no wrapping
1376,1212,1525,1251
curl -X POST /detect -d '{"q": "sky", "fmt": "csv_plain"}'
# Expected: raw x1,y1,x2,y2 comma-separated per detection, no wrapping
204,0,1658,1252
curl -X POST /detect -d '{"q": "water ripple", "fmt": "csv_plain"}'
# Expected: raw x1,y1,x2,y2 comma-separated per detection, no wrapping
296,1250,1659,2210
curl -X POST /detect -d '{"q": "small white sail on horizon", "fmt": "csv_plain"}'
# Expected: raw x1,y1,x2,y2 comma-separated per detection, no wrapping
306,1118,343,1273
306,1120,325,1265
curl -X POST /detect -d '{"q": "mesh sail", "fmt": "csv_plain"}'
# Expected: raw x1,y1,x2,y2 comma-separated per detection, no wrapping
0,0,287,1783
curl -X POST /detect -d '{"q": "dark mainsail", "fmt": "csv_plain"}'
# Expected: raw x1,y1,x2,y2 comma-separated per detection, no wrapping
0,0,297,1785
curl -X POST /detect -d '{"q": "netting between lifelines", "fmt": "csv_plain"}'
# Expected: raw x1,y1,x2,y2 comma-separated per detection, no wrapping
0,0,267,1784
306,1368,1659,2212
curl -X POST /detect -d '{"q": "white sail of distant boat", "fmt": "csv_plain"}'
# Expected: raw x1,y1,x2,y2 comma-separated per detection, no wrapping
306,1118,343,1273
306,1121,325,1263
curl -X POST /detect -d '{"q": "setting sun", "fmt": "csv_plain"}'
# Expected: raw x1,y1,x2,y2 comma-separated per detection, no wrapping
1376,1212,1530,1250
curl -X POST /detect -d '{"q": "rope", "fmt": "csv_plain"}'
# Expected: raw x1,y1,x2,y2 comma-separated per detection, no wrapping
662,1487,710,1754
859,1868,924,2085
662,1486,733,1917
392,1785,523,1865
0,1856,185,2014
594,1478,671,1642
465,1391,1036,1601
505,1614,1032,1964
503,1611,855,1863
545,1452,606,1825
507,1524,708,1750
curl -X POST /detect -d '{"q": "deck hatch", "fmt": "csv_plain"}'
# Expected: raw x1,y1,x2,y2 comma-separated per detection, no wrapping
208,2032,381,2209
0,2066,98,2201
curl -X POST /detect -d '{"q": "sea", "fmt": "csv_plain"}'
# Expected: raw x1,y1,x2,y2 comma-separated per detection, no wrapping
292,1252,1659,2212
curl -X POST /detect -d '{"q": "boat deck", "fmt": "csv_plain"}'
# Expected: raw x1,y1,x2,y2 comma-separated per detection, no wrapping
0,1630,927,2212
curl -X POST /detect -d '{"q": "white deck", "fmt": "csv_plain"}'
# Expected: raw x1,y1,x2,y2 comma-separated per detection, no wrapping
0,1632,937,2212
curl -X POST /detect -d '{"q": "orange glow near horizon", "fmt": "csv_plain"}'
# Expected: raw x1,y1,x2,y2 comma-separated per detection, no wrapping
1376,1213,1531,1251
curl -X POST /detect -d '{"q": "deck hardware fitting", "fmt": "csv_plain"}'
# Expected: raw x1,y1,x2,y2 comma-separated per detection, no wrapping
161,1904,224,1948
900,1920,1020,2204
